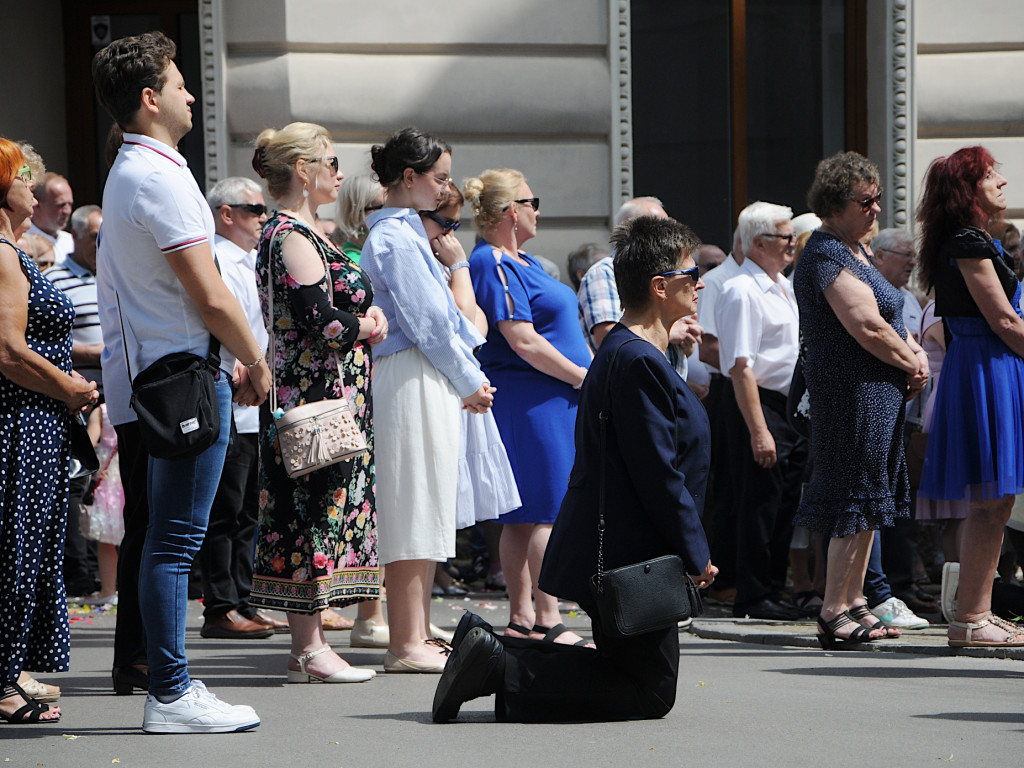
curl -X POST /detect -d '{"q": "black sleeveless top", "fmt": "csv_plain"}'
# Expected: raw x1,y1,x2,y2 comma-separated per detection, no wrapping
932,227,1017,318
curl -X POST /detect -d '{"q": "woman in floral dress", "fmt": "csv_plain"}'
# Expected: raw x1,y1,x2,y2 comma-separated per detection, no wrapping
250,123,388,683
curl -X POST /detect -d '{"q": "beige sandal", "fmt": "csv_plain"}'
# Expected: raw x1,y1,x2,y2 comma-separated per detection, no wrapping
16,672,60,704
948,616,1024,648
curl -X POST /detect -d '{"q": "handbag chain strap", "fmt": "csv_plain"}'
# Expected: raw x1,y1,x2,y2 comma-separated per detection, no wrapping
594,336,642,594
264,217,344,415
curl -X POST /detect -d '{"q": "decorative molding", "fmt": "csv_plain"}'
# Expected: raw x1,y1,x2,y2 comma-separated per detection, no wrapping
611,0,633,218
889,0,911,228
200,0,227,184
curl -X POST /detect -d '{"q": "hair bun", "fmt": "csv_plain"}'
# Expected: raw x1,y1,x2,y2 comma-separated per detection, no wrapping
251,146,266,178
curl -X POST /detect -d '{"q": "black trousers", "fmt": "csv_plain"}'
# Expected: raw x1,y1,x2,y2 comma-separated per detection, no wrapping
63,474,99,595
197,431,259,620
112,421,149,669
724,386,808,606
496,608,679,723
707,376,737,588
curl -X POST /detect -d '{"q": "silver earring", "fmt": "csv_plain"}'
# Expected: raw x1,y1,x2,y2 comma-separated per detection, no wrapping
514,224,518,233
302,187,309,199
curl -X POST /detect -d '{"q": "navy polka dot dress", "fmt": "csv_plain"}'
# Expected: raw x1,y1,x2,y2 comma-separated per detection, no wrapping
0,239,75,682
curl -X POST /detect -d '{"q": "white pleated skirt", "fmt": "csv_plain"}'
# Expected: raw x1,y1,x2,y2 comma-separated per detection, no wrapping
373,346,461,564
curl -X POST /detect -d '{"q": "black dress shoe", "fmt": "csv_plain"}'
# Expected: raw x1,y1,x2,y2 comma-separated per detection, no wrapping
432,627,505,723
112,665,149,695
450,611,494,651
733,597,807,621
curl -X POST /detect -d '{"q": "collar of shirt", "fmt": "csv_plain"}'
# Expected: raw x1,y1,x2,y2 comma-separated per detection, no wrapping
121,132,187,167
741,257,796,306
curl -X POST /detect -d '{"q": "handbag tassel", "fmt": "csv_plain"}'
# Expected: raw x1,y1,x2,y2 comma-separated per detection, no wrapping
308,424,333,465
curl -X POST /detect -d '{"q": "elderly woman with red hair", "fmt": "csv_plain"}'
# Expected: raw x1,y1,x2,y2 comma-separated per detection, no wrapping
0,137,98,723
917,146,1024,648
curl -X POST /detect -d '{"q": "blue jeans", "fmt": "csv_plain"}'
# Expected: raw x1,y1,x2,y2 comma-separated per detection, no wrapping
863,530,893,607
140,374,231,699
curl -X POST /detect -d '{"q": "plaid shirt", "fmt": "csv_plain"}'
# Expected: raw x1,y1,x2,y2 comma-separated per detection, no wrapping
577,255,688,378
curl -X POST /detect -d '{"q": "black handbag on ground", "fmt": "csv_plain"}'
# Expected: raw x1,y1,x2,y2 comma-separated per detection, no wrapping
118,296,221,460
588,337,703,639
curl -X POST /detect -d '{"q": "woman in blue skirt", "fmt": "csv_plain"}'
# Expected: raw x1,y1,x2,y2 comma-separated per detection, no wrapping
917,146,1024,648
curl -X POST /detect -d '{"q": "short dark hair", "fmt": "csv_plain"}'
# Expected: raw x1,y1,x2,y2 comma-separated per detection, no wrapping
807,151,881,220
92,31,177,130
370,127,451,187
612,217,701,310
566,242,608,291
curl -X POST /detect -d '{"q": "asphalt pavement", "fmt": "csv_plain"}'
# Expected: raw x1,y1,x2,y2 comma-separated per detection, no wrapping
2,593,1021,768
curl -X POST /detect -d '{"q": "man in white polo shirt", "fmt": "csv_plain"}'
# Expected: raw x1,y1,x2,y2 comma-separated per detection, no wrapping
93,30,270,735
716,201,810,621
29,173,74,263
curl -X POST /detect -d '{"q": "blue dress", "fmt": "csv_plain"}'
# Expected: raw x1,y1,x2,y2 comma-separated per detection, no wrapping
469,243,591,524
0,239,75,681
791,231,910,537
919,228,1024,501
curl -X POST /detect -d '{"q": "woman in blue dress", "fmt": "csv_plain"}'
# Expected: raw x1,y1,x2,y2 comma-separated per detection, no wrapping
464,169,591,645
917,146,1024,648
0,138,98,723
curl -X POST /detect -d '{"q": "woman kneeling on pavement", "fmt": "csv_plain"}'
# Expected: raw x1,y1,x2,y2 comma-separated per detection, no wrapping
432,215,716,723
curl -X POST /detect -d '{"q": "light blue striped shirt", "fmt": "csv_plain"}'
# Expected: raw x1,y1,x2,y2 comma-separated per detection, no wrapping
361,208,486,398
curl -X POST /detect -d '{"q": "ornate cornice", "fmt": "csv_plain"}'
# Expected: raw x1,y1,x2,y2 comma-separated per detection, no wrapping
199,0,226,184
889,0,911,228
611,0,633,216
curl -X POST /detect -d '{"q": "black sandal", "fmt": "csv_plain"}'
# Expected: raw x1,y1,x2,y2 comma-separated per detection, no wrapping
532,623,590,647
848,604,900,638
816,611,877,650
0,682,60,724
504,621,533,638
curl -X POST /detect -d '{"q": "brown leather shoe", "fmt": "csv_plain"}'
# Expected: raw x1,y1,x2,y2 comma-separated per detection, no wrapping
252,610,290,634
200,610,274,639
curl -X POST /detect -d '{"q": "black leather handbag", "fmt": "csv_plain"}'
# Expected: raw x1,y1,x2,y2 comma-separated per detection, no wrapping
588,338,703,639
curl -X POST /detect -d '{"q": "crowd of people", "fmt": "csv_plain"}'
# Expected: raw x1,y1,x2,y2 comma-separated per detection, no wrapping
2,29,1023,731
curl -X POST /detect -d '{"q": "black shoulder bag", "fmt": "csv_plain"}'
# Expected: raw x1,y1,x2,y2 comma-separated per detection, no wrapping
588,337,704,638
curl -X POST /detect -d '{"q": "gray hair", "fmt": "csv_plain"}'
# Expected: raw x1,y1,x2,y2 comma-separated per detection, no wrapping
872,227,914,255
738,201,793,253
337,175,382,242
206,176,263,210
70,204,101,236
613,196,665,228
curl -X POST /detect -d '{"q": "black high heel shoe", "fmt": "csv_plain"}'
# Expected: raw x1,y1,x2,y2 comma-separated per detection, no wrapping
112,665,149,695
817,611,878,650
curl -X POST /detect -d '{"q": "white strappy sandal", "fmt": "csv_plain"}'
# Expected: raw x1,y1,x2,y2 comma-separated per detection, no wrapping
287,647,376,683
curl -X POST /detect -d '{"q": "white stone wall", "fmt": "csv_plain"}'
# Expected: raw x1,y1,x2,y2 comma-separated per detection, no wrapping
209,0,626,277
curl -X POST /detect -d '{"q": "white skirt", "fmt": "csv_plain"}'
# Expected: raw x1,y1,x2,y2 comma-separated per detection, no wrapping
455,409,522,530
373,346,462,563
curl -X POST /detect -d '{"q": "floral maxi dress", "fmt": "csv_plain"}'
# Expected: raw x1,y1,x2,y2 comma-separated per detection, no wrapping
250,214,379,613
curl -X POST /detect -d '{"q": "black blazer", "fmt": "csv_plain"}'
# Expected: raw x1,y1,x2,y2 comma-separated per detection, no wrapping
538,323,712,609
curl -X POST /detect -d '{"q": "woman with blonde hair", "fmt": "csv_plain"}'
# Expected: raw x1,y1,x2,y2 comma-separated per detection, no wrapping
464,168,592,646
250,122,388,682
334,175,385,264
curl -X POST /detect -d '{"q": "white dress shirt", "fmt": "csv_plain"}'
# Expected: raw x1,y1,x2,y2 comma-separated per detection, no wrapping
696,253,742,373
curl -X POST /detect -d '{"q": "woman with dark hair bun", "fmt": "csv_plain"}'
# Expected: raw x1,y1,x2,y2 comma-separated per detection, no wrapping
917,146,1024,648
361,127,495,673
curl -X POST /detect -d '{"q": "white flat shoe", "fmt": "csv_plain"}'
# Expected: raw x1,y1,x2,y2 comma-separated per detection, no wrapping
351,619,390,648
287,647,376,683
383,645,447,674
941,561,959,624
430,624,455,644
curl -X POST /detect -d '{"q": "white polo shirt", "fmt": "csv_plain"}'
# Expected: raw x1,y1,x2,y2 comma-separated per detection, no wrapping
716,257,799,396
695,253,742,373
215,234,268,435
46,255,103,390
98,133,219,426
28,223,74,263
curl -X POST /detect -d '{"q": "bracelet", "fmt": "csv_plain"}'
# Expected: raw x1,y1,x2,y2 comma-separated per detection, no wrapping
244,353,264,369
449,261,470,272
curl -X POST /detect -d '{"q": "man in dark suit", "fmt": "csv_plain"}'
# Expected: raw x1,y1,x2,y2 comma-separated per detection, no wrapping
433,216,716,723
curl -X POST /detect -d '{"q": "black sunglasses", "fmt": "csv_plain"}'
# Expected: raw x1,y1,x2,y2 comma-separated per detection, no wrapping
420,210,461,233
315,155,340,173
364,203,384,213
515,197,540,211
652,265,700,281
854,191,883,212
228,203,268,216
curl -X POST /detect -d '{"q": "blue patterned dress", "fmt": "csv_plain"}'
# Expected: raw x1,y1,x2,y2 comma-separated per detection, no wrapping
0,239,75,681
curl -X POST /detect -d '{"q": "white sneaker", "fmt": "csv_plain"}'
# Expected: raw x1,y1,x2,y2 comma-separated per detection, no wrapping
870,597,929,630
142,680,260,734
941,562,960,624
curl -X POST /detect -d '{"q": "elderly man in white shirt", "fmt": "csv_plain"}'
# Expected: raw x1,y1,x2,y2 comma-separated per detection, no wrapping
716,201,810,621
871,228,922,341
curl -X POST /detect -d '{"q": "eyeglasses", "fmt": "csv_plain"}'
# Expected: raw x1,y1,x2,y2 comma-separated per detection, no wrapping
761,233,796,247
228,203,268,216
418,171,453,189
652,265,700,282
515,197,540,211
853,191,883,212
420,210,461,233
364,203,384,213
879,247,915,259
17,165,32,183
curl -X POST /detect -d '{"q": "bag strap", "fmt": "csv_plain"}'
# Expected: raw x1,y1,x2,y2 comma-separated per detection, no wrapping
594,335,643,594
264,217,343,415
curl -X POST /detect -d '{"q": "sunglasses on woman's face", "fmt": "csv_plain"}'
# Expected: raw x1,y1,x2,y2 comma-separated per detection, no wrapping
515,197,540,212
420,210,460,233
317,155,340,173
